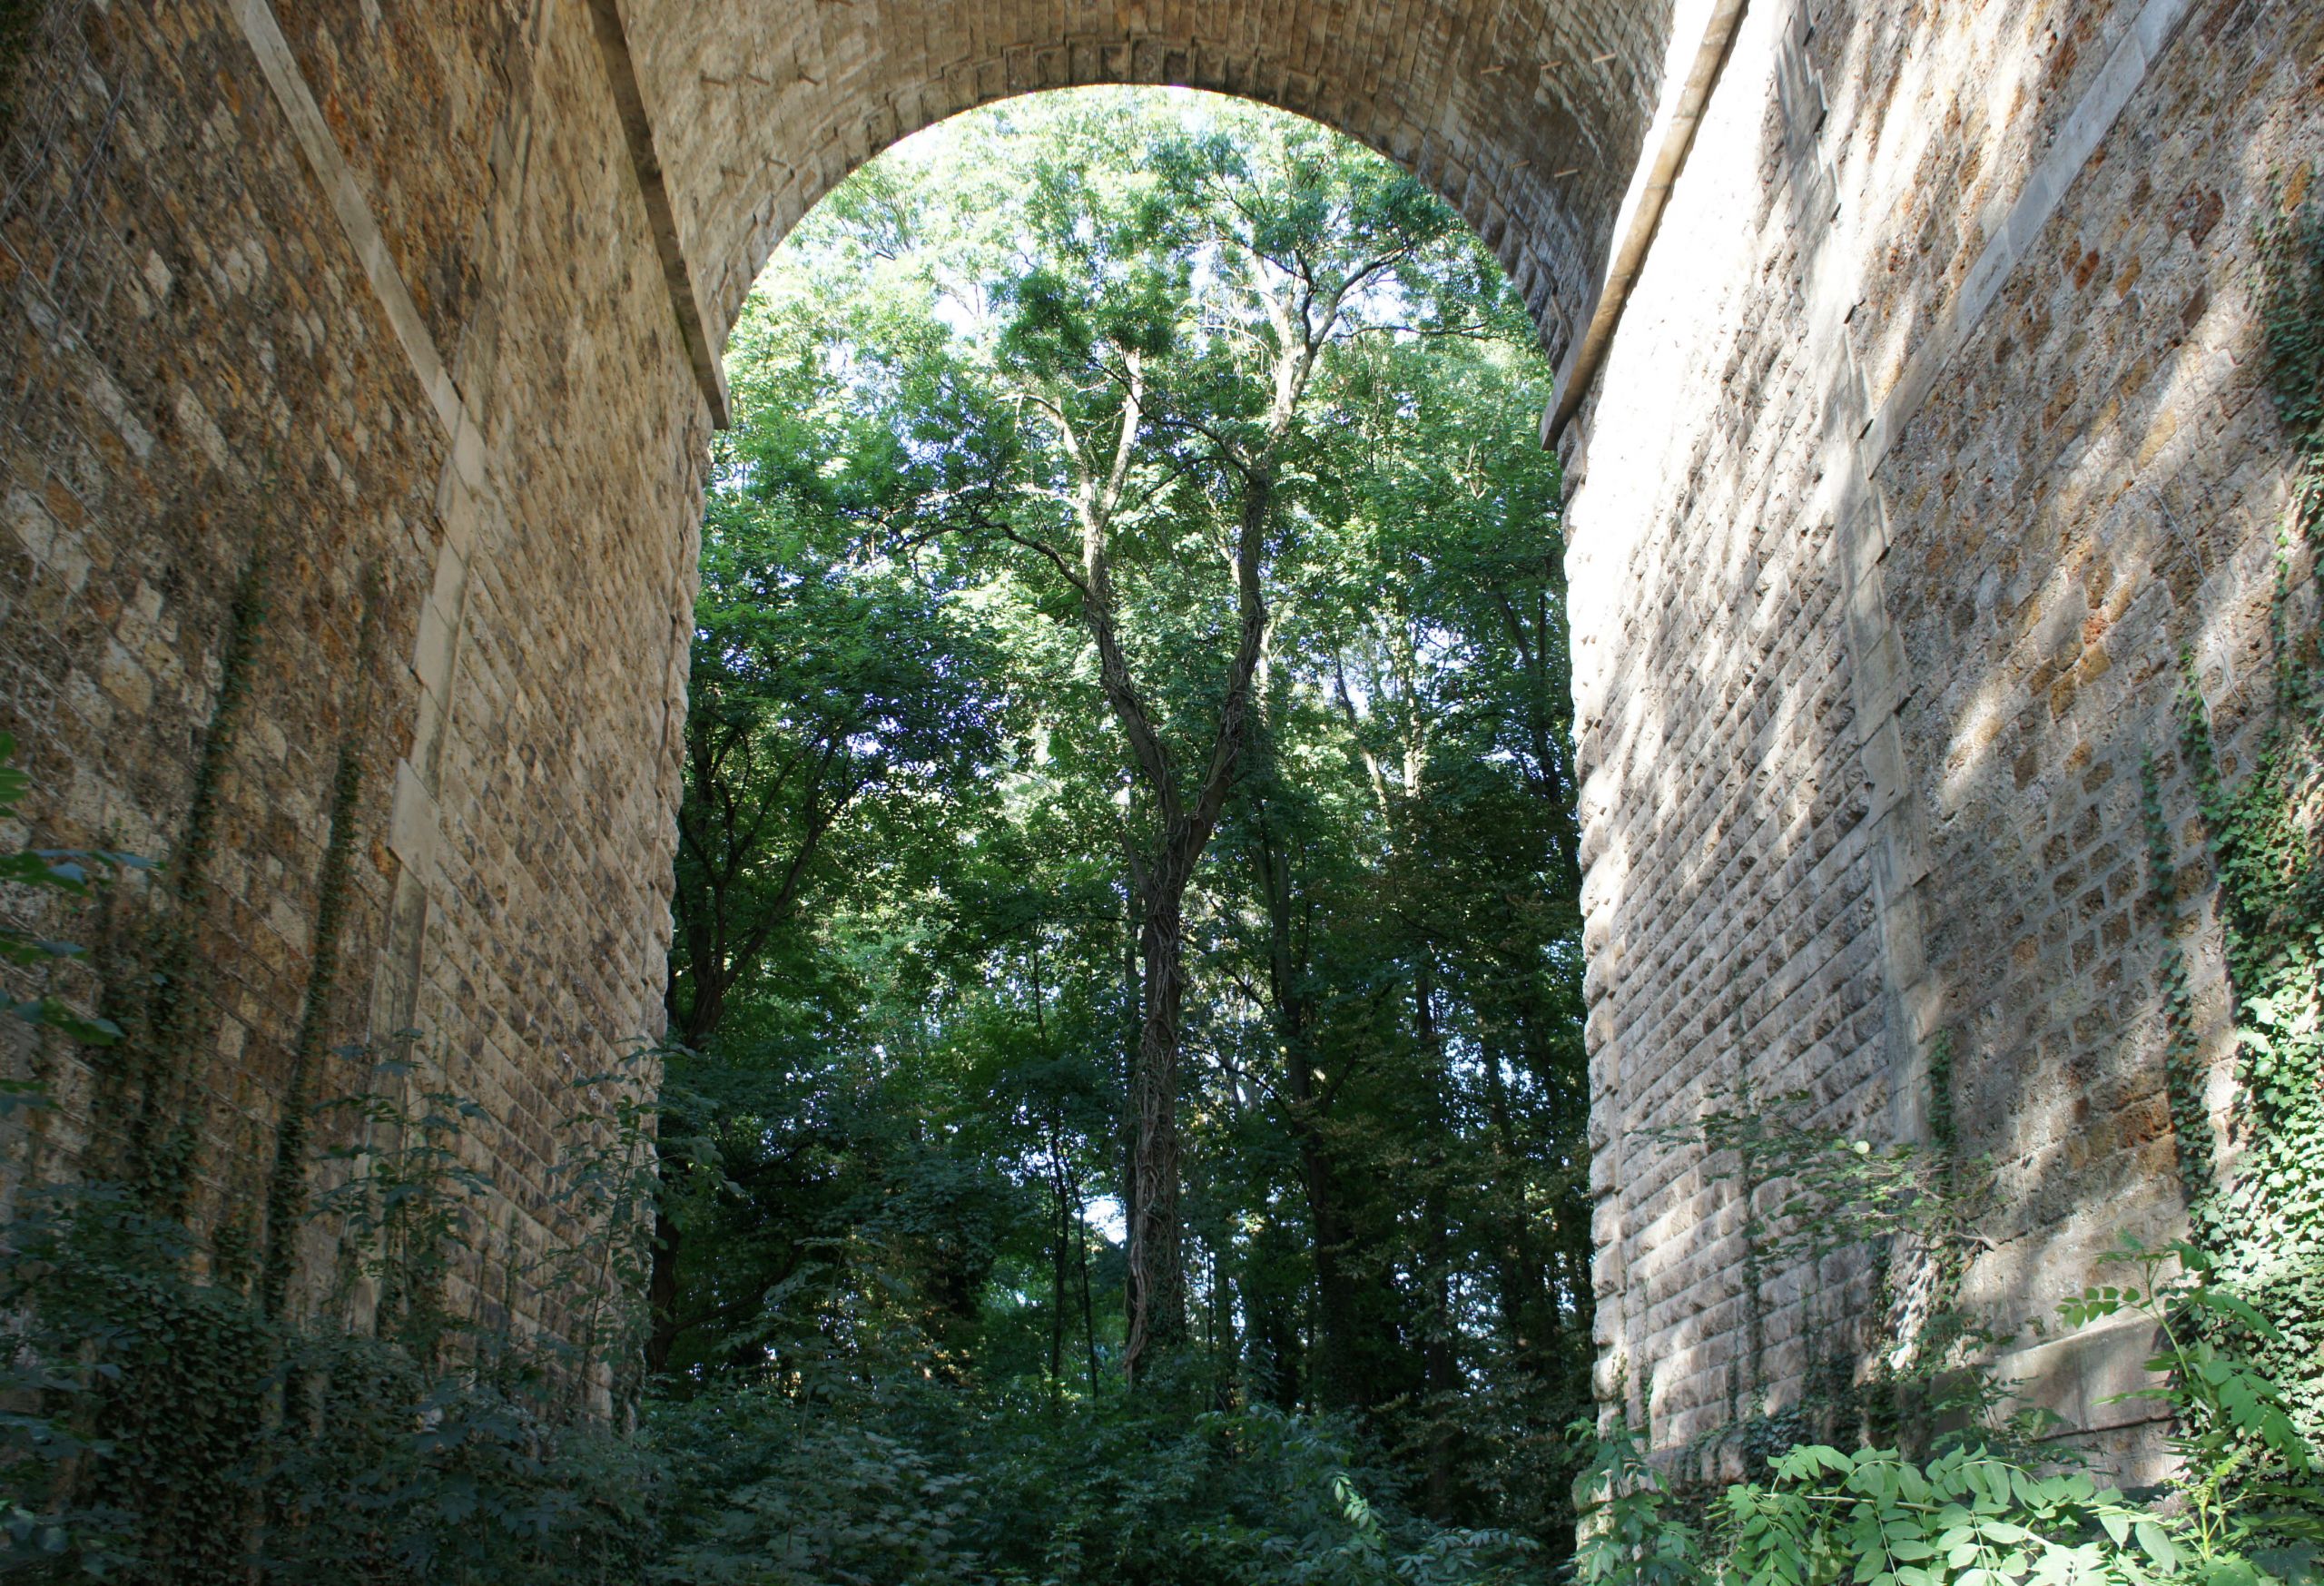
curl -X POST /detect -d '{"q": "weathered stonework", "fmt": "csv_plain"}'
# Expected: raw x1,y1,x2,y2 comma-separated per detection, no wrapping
0,0,2312,1449
1569,0,2322,1460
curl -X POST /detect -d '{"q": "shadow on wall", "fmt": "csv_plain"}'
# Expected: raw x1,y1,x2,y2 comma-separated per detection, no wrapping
1571,0,2321,1465
1875,0,2320,1355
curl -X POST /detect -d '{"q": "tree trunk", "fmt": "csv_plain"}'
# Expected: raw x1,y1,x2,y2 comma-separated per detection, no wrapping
1124,868,1191,1379
1285,1057,1369,1407
1415,958,1458,1519
1074,1162,1100,1390
1118,869,1143,1354
1064,347,1282,1386
1252,1282,1302,1409
1049,1118,1070,1389
1210,1244,1236,1410
1480,1039,1552,1374
643,1204,683,1375
1248,803,1374,1408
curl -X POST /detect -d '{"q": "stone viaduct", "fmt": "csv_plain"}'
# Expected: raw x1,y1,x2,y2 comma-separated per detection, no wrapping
0,0,2317,1453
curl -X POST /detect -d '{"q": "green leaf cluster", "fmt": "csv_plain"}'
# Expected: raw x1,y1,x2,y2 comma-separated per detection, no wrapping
644,86,1594,1579
1574,1247,2324,1586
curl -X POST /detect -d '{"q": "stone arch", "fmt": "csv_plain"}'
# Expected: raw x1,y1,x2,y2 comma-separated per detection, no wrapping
620,0,1681,384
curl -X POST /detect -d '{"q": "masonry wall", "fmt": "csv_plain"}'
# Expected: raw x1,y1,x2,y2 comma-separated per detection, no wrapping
0,0,700,1348
0,0,2310,1438
1570,0,2322,1459
0,0,454,1260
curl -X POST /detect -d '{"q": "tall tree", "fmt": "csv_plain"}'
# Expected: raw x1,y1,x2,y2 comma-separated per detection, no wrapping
658,97,1592,1552
909,109,1475,1376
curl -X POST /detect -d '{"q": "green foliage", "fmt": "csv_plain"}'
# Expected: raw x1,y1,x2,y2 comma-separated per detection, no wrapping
2258,181,2324,502
0,1103,662,1585
262,584,385,1318
1571,177,2324,1586
2062,1238,2320,1563
1720,1445,2158,1586
10,89,1590,1585
649,1380,1542,1586
646,85,1590,1580
1570,1418,1700,1586
280,1340,653,1578
667,496,1008,1047
0,724,661,1583
1658,1090,2016,1477
1573,1234,2324,1586
2153,606,2324,1455
65,537,275,1222
309,1052,496,1356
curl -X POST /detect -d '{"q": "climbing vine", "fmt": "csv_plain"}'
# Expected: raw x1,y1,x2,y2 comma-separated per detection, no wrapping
2259,181,2324,497
1665,1059,2010,1488
258,566,389,1321
2,1027,664,1583
0,586,662,1580
2142,747,2218,1215
1571,172,2324,1586
89,538,271,1217
2142,173,2324,1449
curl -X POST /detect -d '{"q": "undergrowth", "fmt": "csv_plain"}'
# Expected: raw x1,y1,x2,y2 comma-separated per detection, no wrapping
0,727,663,1582
2156,172,2324,1451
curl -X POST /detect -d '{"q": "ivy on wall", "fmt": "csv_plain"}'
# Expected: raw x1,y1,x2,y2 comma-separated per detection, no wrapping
2142,176,2324,1447
260,569,385,1322
88,539,271,1218
0,532,660,1580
